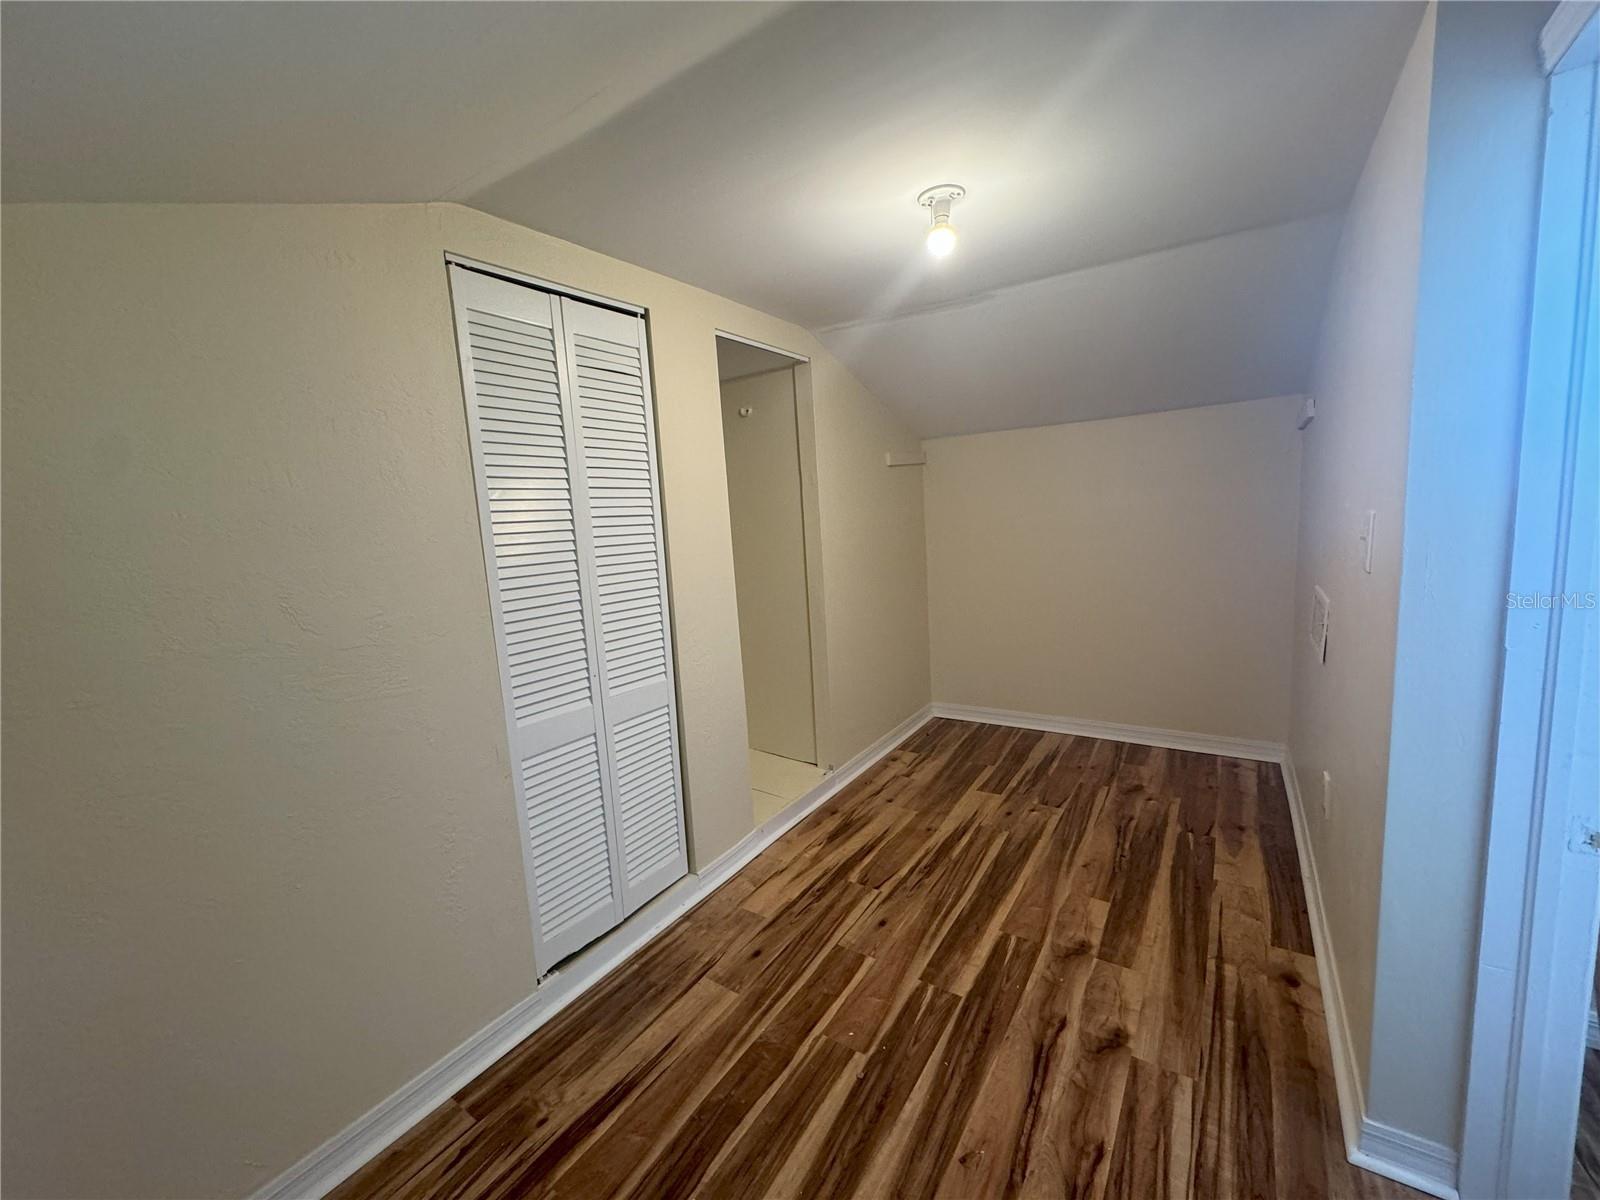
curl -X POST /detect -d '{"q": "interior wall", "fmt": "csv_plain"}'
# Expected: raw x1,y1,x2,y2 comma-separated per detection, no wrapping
0,200,930,1200
923,395,1301,743
1291,0,1552,1153
807,355,931,768
720,367,816,764
1368,0,1550,1149
1286,1,1435,1123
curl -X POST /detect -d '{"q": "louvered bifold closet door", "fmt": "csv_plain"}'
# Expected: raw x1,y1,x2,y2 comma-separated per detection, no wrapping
559,297,689,914
450,267,624,969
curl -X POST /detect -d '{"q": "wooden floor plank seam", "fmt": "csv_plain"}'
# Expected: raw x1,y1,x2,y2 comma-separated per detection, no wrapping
332,719,1432,1200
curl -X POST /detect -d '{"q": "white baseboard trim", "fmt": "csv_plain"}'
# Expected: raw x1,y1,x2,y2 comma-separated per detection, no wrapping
929,702,1286,763
1279,759,1368,1151
1281,756,1460,1200
695,704,934,887
255,704,934,1200
1353,1121,1462,1200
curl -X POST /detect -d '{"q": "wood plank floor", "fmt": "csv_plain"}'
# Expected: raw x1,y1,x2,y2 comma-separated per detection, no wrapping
1577,1047,1600,1200
333,718,1428,1200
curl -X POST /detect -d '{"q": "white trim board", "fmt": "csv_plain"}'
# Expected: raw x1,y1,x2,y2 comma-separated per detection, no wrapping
929,702,1286,763
1281,757,1461,1200
712,327,811,364
1540,0,1599,73
443,251,644,316
701,704,931,880
1279,759,1368,1153
1354,1121,1461,1200
254,705,934,1200
1460,29,1599,1199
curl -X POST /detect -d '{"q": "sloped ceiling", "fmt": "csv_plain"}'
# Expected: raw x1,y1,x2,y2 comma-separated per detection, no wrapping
824,214,1342,438
0,2,782,203
2,1,1423,435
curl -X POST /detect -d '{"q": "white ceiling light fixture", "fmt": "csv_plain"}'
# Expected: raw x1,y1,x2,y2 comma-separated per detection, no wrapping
917,183,965,258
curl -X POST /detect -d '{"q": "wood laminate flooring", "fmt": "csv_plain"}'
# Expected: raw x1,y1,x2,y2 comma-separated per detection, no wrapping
1577,1047,1600,1200
333,718,1429,1200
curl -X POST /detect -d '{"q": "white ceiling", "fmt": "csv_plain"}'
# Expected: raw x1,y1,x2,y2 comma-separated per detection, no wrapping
2,1,1422,436
472,3,1420,331
0,2,783,203
826,214,1341,438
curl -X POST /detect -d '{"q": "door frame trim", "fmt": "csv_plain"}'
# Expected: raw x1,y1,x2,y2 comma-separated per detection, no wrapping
445,251,644,316
714,332,834,770
713,327,812,364
1459,12,1600,1196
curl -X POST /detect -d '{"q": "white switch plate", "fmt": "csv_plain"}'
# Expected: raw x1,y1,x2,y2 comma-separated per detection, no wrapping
1359,510,1377,574
1321,770,1333,819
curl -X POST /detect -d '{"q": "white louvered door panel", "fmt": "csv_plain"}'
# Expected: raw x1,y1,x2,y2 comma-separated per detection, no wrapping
560,297,689,914
450,267,624,970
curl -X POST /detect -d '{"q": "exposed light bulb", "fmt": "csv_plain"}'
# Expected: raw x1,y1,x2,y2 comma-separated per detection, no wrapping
917,184,966,260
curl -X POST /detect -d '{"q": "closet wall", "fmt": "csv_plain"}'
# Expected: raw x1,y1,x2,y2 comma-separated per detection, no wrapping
720,367,816,765
0,200,931,1200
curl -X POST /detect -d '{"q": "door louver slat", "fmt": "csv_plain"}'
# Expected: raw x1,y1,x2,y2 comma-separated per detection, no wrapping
571,332,668,695
521,736,612,937
465,309,593,730
455,266,686,975
611,706,681,882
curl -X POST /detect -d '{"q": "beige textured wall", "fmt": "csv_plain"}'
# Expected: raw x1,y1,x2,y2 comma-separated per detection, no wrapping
1287,5,1433,1114
809,358,931,766
0,201,930,1199
1366,0,1548,1148
924,396,1301,743
720,368,816,763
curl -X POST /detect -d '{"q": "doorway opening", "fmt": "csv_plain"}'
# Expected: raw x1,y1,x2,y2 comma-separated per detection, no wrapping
716,333,828,825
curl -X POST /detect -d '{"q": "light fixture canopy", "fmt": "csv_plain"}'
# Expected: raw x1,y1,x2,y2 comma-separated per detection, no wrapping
917,183,966,258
